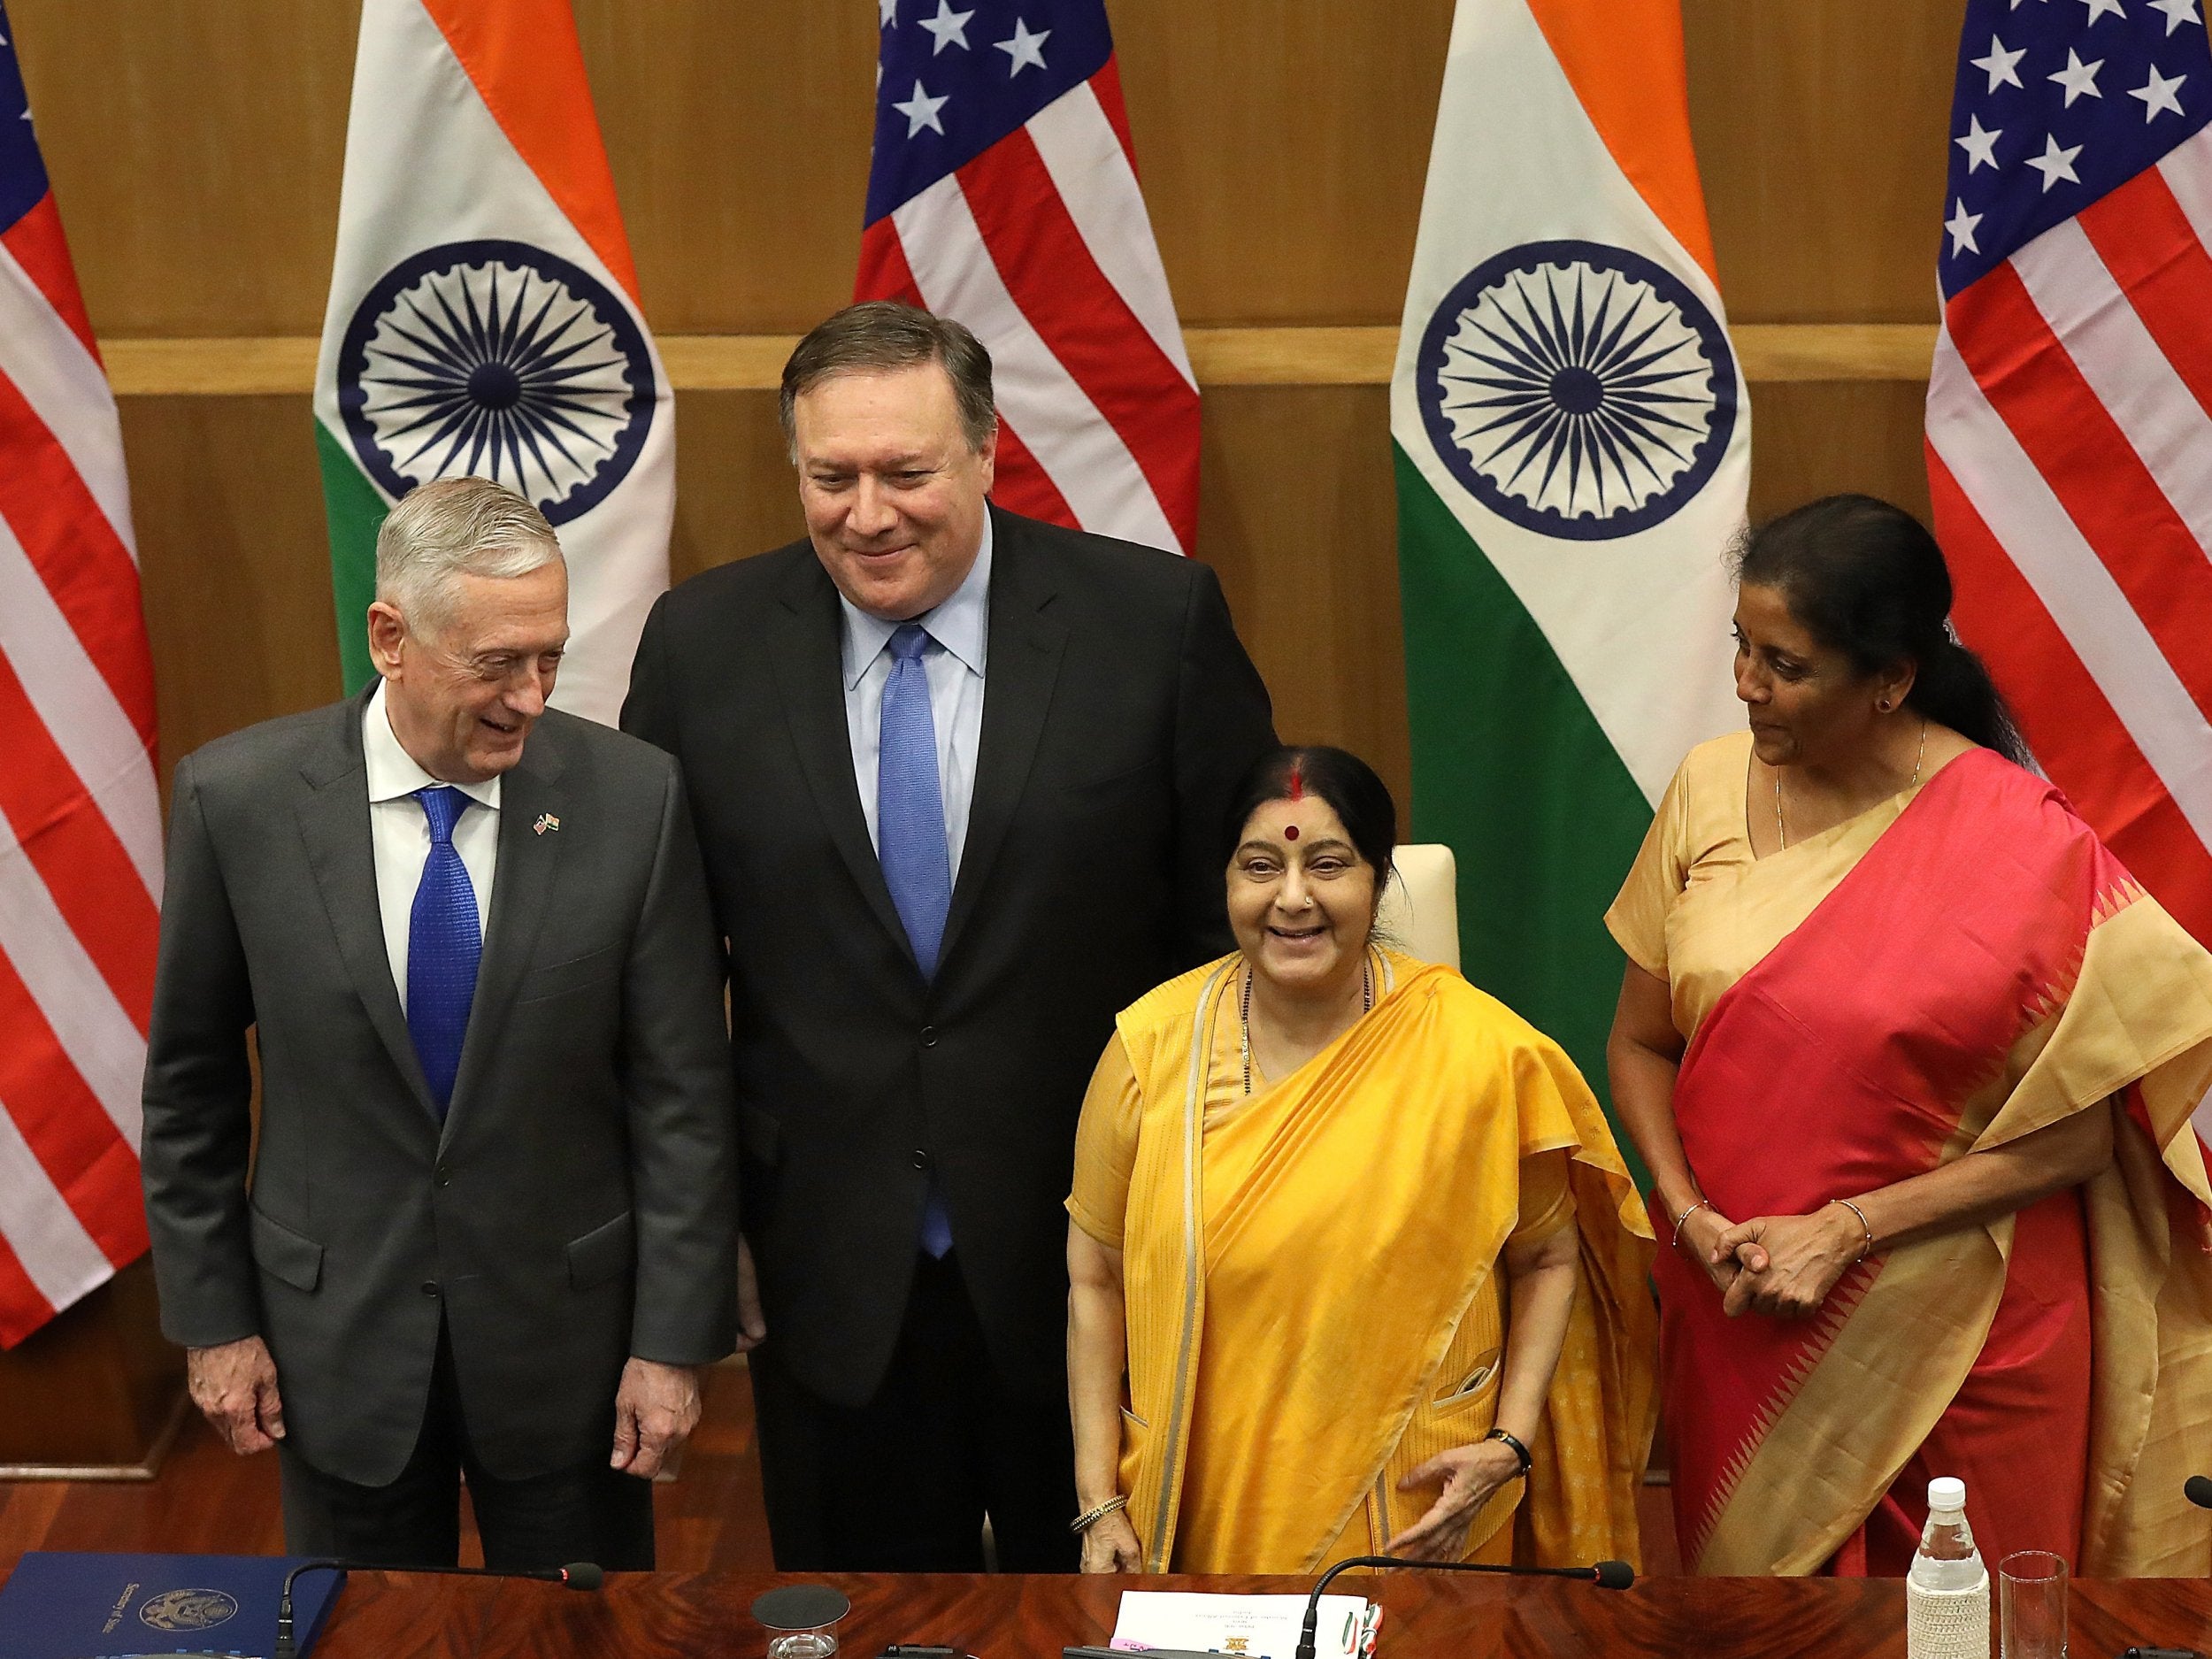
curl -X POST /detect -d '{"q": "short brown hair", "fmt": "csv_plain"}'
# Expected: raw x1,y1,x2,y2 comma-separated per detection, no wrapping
779,301,996,455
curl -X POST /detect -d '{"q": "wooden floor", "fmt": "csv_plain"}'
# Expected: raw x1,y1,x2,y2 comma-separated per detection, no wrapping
0,1364,1680,1576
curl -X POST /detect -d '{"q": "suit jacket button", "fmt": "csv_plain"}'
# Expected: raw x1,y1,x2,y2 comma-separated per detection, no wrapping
434,1165,452,1187
420,1280,441,1297
910,1149,932,1171
920,1025,938,1048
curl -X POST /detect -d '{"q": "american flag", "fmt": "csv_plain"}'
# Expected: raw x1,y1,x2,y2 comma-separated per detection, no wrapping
0,2,160,1347
858,0,1199,555
1927,0,2212,946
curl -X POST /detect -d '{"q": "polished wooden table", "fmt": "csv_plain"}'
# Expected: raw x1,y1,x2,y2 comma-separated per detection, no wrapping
299,1571,2212,1658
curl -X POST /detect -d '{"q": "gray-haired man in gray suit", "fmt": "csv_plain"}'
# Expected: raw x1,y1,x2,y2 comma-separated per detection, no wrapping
141,477,736,1571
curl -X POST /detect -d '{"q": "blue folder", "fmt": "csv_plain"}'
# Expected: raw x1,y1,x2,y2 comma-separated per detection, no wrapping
0,1554,343,1659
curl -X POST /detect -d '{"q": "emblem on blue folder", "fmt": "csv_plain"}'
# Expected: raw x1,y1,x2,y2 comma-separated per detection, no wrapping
134,1588,239,1633
0,1551,342,1659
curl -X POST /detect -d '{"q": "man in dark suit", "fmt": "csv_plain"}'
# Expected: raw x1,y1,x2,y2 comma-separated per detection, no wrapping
142,477,737,1571
622,302,1274,1571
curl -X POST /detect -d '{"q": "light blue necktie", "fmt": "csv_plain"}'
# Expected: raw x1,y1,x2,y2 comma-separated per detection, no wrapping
407,785,482,1120
878,624,955,1256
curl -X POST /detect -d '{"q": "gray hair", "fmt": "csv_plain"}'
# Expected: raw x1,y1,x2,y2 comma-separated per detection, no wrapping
779,301,996,457
374,477,563,633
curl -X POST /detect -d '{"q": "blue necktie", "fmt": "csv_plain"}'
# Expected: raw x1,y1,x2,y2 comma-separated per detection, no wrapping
407,785,482,1119
878,624,955,1256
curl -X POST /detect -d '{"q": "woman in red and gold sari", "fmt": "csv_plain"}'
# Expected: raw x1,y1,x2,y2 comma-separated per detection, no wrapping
1608,494,2212,1578
1066,747,1655,1575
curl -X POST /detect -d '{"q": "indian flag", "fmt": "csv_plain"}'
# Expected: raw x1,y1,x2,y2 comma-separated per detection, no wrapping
312,0,672,725
1392,0,1748,1128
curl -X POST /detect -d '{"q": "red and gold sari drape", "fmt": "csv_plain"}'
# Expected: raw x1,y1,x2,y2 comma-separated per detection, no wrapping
1609,733,2212,1576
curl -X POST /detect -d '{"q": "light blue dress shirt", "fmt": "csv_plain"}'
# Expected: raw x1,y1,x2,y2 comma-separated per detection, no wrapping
840,516,992,879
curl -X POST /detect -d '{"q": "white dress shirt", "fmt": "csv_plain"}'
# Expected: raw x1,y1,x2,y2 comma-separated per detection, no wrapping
365,680,500,1012
840,516,992,877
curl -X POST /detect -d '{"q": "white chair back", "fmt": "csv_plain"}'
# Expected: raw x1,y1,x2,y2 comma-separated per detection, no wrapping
1377,843,1460,969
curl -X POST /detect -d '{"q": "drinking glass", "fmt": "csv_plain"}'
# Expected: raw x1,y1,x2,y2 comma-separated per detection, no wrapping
2000,1549,2068,1659
752,1584,851,1659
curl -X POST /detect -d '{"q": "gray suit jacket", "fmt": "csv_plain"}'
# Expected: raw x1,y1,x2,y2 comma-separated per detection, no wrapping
140,692,738,1485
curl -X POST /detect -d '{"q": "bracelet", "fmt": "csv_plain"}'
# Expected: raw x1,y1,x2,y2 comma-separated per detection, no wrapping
1483,1427,1533,1479
1070,1494,1129,1534
1670,1198,1712,1250
1830,1197,1875,1263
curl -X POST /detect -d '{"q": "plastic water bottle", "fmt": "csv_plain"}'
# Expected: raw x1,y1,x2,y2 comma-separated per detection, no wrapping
1907,1477,1991,1659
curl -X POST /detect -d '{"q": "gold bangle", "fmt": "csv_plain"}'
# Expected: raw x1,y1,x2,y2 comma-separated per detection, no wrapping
1831,1197,1875,1263
1070,1494,1129,1534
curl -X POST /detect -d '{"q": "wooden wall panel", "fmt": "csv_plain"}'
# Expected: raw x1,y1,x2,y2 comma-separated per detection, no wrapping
1745,381,1937,526
11,2,357,338
1685,0,1965,324
123,396,342,787
1110,4,1453,326
1196,387,1410,803
16,3,1968,334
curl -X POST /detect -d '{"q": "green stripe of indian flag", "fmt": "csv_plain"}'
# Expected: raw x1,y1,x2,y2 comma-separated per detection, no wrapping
1398,445,1655,1168
1392,0,1749,1147
312,0,672,725
316,419,387,694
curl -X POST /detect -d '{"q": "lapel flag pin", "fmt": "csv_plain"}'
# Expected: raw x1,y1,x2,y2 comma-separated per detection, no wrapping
534,813,561,836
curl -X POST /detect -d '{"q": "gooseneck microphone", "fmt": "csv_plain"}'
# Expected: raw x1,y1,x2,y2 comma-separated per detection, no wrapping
273,1558,602,1657
1289,1554,1635,1659
2184,1474,2212,1509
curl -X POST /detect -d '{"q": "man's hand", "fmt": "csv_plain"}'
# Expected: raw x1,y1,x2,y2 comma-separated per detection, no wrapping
736,1237,767,1354
188,1336,286,1455
611,1357,704,1479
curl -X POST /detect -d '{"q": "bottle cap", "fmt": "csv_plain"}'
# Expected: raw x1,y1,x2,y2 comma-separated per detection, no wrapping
1927,1476,1967,1512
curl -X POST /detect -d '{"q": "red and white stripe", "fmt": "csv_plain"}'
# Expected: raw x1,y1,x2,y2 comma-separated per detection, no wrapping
1928,122,2212,948
0,193,159,1347
857,63,1201,555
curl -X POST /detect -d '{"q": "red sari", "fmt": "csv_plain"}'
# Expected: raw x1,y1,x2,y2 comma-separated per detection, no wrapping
1611,734,2212,1576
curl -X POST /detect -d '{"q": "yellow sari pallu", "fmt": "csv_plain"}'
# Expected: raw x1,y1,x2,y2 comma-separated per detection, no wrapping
1105,950,1656,1575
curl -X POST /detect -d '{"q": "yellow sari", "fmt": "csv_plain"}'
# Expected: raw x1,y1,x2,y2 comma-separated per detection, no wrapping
1068,948,1655,1574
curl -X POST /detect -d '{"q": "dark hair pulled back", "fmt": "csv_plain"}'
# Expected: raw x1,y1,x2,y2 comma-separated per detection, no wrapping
1221,746,1397,882
1735,494,2029,764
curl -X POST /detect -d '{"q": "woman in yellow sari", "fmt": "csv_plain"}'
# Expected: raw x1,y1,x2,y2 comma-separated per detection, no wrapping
1608,495,2212,1578
1064,746,1655,1575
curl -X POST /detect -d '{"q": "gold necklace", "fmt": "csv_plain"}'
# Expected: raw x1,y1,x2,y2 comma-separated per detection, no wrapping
1776,718,1926,851
1240,950,1374,1095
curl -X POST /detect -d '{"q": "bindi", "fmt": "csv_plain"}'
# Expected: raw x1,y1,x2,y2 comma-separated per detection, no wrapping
1284,825,1300,841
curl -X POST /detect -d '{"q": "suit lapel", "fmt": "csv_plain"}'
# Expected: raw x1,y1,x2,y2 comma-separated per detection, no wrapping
442,731,565,1143
941,511,1067,968
769,556,913,957
295,694,438,1118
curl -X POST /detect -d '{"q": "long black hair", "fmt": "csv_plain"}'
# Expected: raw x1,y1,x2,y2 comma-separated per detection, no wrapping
1221,745,1398,881
1735,494,2030,764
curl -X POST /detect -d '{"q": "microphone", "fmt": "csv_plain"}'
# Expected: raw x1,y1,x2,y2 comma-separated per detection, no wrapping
2185,1475,2212,1509
1290,1554,1634,1659
273,1558,601,1657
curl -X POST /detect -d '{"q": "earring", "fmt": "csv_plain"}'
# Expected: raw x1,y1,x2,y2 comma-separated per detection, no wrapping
1877,698,1893,713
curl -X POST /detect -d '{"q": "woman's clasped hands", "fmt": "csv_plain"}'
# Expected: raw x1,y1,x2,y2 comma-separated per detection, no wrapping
1706,1203,1866,1319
